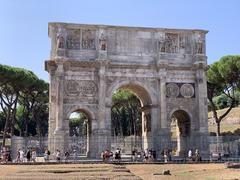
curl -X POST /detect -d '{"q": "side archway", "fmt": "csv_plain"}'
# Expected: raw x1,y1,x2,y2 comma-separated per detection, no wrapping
170,109,191,157
66,106,95,157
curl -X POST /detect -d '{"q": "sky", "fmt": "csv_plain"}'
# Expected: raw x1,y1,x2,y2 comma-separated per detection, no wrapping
0,0,240,82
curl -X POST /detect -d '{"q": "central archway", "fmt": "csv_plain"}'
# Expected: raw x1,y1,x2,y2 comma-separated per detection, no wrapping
109,81,155,156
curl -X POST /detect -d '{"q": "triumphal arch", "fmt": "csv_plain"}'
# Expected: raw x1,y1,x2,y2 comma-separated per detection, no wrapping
45,22,209,158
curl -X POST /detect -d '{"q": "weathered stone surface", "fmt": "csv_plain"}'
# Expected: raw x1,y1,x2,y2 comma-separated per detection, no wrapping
45,22,209,158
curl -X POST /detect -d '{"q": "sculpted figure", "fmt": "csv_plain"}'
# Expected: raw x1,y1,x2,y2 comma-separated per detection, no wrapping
99,32,107,51
196,34,205,54
56,27,65,49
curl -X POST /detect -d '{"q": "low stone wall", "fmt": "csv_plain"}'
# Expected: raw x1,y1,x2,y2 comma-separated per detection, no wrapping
209,136,240,157
11,136,48,160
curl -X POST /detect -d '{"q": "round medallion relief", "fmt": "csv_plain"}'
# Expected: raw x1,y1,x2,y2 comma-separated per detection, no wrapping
65,80,79,96
180,83,194,98
166,83,179,98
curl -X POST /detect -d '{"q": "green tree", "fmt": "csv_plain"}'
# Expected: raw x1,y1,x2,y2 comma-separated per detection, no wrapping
111,89,142,136
207,55,240,136
0,64,38,145
19,79,48,136
0,64,48,145
69,112,88,136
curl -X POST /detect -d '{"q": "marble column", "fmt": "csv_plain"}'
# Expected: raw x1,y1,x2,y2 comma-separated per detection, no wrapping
53,63,66,153
95,60,111,157
195,66,209,157
48,68,56,153
158,72,171,154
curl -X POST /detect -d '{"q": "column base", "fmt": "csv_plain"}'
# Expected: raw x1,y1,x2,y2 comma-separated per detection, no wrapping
53,128,66,154
90,129,111,158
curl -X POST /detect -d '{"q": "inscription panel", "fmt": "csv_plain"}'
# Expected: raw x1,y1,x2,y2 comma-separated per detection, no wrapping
65,80,97,97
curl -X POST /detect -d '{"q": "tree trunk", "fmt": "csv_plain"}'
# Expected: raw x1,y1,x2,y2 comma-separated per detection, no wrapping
10,94,18,136
216,122,221,136
2,113,10,147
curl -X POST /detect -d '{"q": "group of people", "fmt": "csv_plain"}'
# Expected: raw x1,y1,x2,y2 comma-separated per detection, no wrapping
131,148,156,163
161,148,172,163
101,148,121,162
0,146,11,163
188,149,201,162
15,148,37,163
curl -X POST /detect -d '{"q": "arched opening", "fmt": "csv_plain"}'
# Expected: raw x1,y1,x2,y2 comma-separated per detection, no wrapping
170,110,191,157
110,83,152,156
68,110,91,157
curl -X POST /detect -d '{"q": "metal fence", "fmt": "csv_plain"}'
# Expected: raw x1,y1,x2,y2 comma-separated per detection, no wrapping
3,135,240,161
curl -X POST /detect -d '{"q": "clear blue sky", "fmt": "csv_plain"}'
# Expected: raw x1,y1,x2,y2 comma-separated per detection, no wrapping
0,0,240,81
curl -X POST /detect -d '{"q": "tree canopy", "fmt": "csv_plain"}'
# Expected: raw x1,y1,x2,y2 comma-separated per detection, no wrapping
207,55,240,136
0,64,49,146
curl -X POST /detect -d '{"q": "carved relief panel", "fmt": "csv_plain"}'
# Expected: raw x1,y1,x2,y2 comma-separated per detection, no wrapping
82,29,96,50
165,33,179,53
66,30,80,50
159,33,179,53
166,83,195,98
158,33,198,54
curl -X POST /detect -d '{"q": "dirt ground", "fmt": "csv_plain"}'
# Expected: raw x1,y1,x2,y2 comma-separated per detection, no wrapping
0,163,239,180
127,163,240,180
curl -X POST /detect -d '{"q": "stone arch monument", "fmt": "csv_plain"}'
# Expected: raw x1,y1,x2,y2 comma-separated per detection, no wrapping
45,22,209,158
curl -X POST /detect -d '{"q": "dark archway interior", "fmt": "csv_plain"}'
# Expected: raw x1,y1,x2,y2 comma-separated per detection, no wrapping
172,110,191,137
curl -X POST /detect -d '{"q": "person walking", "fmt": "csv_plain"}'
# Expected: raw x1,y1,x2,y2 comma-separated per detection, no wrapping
56,149,61,162
188,149,192,161
19,149,24,162
26,148,31,162
16,149,21,163
31,149,37,162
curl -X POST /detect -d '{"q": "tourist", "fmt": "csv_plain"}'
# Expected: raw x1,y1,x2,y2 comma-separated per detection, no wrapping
16,149,21,163
217,153,222,161
104,149,110,163
73,149,77,162
56,149,61,162
19,149,24,162
115,148,121,163
188,149,192,161
148,149,153,162
164,148,168,163
168,149,172,162
64,150,70,162
1,147,7,163
31,149,37,162
131,148,137,162
44,148,49,162
144,149,149,163
6,147,11,163
26,148,31,162
195,149,201,162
